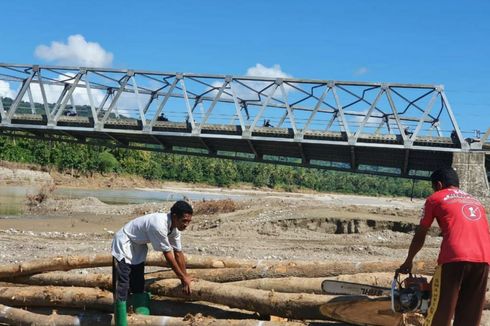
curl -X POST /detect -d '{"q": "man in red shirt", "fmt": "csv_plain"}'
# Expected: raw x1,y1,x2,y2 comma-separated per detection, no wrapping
398,167,490,326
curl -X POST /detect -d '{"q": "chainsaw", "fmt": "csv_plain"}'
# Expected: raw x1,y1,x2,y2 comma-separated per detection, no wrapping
321,272,431,314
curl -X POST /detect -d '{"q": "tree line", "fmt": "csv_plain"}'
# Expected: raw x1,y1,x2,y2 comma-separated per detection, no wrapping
0,136,432,198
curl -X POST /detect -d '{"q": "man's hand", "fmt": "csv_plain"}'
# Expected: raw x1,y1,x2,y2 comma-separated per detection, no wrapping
398,260,413,274
181,275,192,295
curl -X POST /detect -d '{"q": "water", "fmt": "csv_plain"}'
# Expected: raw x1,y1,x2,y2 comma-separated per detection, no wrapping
54,187,248,204
0,185,249,216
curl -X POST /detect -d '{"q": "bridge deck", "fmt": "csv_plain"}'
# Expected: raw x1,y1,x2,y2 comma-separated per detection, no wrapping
1,114,462,179
9,114,459,147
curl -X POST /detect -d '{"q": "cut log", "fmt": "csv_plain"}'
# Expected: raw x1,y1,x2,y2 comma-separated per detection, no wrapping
319,296,424,326
0,254,110,279
9,272,394,295
11,272,113,289
0,303,78,325
0,253,255,279
229,273,430,294
0,286,261,320
8,270,397,293
0,252,436,279
146,260,434,283
0,286,113,311
148,278,405,322
230,277,322,293
0,304,305,326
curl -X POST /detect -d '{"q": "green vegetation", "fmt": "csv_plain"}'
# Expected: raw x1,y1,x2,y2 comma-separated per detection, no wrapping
0,136,432,198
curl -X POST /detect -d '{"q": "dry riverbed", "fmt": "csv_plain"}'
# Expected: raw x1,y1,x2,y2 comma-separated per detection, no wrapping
1,164,478,325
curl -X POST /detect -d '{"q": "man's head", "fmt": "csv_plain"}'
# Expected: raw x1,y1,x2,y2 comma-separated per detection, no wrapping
430,167,460,192
170,200,193,231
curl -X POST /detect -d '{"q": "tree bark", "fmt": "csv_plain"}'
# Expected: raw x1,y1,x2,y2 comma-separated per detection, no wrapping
0,303,306,326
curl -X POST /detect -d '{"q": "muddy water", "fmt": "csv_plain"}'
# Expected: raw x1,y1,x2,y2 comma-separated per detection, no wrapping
0,185,249,216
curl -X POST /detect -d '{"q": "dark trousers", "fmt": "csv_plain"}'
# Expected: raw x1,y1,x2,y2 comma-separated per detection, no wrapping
112,257,145,302
424,261,488,326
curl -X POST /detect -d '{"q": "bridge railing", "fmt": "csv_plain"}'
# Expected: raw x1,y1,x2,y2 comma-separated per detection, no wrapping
0,63,479,151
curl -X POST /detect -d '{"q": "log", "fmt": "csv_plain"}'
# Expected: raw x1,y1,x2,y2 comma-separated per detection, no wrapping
148,278,399,322
147,260,434,282
8,270,400,291
229,273,428,294
0,253,255,279
0,304,305,326
0,303,77,325
0,285,261,320
230,277,323,294
7,270,397,293
9,272,393,295
11,272,113,290
0,254,111,279
0,286,113,311
0,252,436,279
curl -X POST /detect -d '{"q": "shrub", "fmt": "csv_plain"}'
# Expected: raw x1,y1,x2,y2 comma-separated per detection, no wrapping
26,183,56,206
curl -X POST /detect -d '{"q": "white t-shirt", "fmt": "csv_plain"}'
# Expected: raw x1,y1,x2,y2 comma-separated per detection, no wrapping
111,212,182,265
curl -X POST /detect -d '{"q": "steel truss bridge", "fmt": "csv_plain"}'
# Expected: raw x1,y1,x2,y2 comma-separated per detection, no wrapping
0,63,488,180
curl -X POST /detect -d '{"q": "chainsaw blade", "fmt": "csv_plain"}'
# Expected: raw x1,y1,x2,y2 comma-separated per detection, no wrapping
321,280,391,297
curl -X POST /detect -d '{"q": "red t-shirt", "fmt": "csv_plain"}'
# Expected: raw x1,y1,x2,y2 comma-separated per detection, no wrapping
420,187,490,265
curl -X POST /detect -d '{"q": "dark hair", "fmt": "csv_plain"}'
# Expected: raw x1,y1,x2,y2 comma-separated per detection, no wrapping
170,200,193,218
430,167,459,188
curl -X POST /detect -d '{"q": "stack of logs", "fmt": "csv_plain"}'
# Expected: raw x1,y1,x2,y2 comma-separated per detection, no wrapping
0,252,455,325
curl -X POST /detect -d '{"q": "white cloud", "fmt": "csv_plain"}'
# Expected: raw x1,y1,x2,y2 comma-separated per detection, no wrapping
211,63,293,102
34,34,113,68
0,80,15,99
245,63,292,79
354,67,369,76
26,73,103,107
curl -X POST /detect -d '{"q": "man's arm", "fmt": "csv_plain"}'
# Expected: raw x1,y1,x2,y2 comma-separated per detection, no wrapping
174,250,187,275
162,251,192,294
398,225,429,273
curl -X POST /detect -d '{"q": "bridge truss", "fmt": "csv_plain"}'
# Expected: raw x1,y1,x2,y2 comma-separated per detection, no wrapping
0,63,487,179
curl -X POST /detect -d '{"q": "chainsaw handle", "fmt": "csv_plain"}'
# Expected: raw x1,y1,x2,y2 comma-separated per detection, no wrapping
395,270,413,279
394,271,414,285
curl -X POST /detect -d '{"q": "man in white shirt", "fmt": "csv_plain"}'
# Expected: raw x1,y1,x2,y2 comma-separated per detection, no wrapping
111,200,193,326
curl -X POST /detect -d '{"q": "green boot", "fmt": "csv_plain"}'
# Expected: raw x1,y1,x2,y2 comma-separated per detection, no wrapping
133,292,151,315
114,300,128,326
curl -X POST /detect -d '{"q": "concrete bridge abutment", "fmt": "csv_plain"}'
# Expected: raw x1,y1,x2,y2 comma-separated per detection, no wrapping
452,152,490,207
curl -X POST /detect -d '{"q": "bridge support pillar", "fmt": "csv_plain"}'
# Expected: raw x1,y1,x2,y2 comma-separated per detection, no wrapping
452,152,489,205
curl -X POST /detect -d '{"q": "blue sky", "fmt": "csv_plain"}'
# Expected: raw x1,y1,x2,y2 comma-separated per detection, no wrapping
1,0,489,135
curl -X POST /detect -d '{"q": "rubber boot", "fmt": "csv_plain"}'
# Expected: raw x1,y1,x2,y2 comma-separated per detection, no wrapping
133,292,151,315
114,300,128,326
